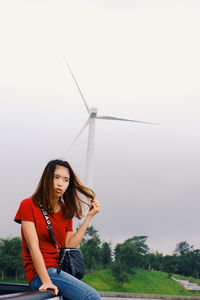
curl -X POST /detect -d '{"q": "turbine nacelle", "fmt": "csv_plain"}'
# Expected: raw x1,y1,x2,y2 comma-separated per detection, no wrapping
89,108,98,118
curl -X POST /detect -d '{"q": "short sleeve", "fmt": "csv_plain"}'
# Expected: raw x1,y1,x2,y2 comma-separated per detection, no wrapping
66,218,73,232
14,198,34,224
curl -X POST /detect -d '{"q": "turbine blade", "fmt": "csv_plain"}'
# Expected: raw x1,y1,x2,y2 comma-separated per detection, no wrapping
62,119,89,156
62,55,90,113
97,115,159,125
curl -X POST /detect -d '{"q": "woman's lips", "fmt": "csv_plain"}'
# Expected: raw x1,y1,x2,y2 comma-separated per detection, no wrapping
55,189,63,193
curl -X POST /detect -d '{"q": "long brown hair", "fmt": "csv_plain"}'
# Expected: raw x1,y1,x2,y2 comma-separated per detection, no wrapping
32,159,95,219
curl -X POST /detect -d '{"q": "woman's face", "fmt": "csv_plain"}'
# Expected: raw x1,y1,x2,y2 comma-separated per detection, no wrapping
53,165,70,199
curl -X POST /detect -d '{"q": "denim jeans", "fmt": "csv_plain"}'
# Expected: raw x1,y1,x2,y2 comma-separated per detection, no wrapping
30,268,101,300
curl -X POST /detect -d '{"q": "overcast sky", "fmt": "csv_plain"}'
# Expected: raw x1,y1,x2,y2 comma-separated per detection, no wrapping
0,0,200,255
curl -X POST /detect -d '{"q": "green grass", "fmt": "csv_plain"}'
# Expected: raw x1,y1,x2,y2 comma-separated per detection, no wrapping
3,269,200,297
82,268,200,296
0,278,27,284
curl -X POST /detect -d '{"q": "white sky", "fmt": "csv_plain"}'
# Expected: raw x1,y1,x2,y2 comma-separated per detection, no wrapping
0,0,200,254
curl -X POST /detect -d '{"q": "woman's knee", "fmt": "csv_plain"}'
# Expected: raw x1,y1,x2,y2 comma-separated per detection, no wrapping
86,289,101,300
47,269,101,300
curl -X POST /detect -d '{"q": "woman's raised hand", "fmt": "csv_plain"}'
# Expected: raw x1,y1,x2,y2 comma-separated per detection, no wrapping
87,198,101,217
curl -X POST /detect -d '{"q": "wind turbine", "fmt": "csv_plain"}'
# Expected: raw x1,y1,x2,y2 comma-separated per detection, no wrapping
62,56,158,188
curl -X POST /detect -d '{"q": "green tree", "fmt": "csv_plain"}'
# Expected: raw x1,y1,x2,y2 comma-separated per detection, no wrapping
111,260,129,288
145,251,164,270
191,249,200,278
174,241,193,256
101,242,112,267
80,226,102,270
176,255,193,276
114,236,149,272
0,237,24,280
127,236,149,256
173,241,194,276
128,236,149,267
114,240,138,272
162,255,179,274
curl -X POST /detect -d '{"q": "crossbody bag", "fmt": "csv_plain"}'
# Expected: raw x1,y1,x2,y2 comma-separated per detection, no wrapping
39,204,85,280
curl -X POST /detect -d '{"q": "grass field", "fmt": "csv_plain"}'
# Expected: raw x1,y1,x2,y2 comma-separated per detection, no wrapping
82,269,200,296
2,269,200,297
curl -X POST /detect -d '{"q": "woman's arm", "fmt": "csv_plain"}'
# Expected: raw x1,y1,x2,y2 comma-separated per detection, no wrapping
65,198,100,248
21,221,58,295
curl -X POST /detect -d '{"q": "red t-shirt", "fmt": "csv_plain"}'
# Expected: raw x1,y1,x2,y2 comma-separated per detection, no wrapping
14,197,73,283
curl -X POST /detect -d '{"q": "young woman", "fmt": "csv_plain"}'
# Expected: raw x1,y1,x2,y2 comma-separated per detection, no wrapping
14,159,101,299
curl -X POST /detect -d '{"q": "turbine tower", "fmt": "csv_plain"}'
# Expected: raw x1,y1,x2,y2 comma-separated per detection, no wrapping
62,57,157,188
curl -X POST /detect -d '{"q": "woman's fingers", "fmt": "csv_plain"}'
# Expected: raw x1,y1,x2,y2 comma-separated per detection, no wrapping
89,199,101,216
94,201,101,209
90,198,100,207
39,283,58,295
90,201,100,209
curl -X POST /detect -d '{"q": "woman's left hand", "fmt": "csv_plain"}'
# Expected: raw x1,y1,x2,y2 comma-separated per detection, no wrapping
65,197,101,248
87,198,101,217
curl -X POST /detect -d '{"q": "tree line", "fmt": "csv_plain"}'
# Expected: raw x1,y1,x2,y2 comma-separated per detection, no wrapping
1,227,200,284
0,237,24,280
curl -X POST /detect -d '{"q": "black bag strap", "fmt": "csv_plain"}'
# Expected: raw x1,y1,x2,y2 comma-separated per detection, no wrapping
39,203,59,251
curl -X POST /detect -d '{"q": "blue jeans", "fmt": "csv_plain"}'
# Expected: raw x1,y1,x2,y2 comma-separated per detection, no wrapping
30,268,101,300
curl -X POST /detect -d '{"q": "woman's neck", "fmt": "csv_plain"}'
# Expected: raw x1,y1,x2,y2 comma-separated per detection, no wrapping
53,198,61,213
